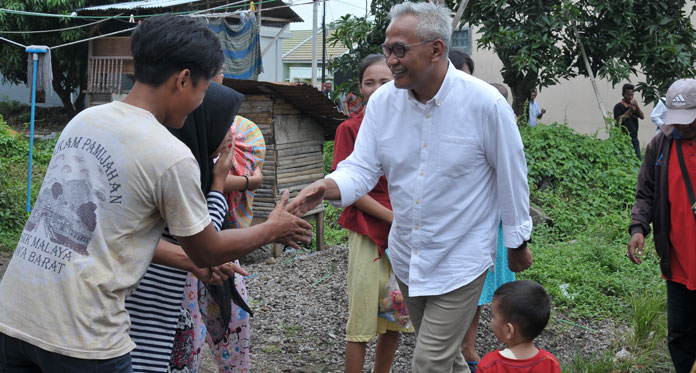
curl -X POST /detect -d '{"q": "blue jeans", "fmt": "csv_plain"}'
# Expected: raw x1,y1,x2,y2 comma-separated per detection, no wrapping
666,280,696,373
0,332,132,373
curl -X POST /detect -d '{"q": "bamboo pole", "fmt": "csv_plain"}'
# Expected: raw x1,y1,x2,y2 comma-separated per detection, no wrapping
572,22,609,125
451,0,471,30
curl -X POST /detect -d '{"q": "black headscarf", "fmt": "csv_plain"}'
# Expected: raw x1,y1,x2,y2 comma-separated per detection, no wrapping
170,81,244,194
168,82,251,340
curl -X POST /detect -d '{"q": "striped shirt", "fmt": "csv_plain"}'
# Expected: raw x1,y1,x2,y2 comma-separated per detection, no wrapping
126,191,228,372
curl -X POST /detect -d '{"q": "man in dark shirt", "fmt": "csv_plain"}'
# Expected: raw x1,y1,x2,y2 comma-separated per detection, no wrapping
614,83,645,159
627,78,696,373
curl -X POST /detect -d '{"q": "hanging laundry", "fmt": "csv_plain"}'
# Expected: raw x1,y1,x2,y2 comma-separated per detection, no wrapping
205,13,263,80
25,46,52,103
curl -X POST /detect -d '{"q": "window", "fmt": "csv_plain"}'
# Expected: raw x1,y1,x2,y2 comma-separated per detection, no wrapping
451,28,472,55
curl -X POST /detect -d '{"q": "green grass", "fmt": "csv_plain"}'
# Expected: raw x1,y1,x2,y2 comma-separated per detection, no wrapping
519,216,663,320
0,109,673,369
0,118,57,251
518,124,670,370
563,287,671,372
321,141,349,247
282,323,304,337
321,123,672,369
261,345,282,354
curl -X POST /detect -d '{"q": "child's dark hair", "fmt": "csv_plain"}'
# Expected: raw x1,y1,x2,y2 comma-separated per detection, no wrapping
131,15,224,87
493,280,551,341
490,83,509,100
528,88,537,101
358,54,387,84
449,50,474,74
622,83,635,94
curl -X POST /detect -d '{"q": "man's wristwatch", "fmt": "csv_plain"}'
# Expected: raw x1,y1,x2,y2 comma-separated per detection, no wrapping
511,238,531,251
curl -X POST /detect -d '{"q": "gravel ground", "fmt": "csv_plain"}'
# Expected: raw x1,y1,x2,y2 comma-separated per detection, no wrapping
198,245,624,372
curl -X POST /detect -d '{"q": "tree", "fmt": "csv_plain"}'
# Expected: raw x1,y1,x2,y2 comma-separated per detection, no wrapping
329,0,696,122
0,1,122,115
459,0,574,117
462,0,696,119
328,0,400,99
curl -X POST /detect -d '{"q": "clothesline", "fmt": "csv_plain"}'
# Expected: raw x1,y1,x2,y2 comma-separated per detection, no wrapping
193,0,324,19
52,26,136,49
0,26,136,50
0,16,113,34
0,35,26,48
0,0,323,51
0,0,273,20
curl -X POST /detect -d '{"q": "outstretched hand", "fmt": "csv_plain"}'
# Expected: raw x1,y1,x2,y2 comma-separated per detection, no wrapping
268,190,314,251
287,180,327,217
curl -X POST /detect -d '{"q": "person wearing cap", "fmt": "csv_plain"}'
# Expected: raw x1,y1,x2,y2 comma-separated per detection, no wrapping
627,78,696,372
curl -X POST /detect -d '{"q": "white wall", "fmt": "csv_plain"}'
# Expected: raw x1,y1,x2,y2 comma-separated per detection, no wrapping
470,29,660,148
258,26,292,82
0,73,65,108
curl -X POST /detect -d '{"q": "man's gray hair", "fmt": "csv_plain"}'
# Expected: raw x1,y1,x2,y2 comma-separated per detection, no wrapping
388,1,453,50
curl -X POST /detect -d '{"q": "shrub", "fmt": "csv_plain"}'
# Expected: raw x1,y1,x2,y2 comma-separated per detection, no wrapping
321,141,349,246
0,118,57,250
517,123,663,320
521,123,641,241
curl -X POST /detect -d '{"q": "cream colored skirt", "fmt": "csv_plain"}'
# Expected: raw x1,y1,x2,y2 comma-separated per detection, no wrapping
346,231,414,342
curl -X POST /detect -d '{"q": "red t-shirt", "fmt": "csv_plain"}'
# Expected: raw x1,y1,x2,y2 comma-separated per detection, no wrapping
667,138,696,290
331,111,392,254
479,349,561,373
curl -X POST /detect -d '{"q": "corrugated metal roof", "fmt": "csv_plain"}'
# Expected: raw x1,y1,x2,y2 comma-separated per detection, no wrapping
81,0,203,11
222,78,345,139
282,29,348,63
79,0,302,23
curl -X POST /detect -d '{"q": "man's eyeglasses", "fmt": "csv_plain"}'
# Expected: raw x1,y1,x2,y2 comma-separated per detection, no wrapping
380,41,433,58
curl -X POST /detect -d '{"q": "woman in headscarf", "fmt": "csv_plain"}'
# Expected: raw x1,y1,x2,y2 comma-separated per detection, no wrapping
125,81,244,373
190,71,267,371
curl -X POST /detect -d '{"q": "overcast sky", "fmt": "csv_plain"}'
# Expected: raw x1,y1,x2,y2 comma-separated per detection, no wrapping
289,0,369,30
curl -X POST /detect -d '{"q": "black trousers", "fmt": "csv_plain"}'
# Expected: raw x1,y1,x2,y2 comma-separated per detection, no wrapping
630,135,641,160
666,280,696,373
0,332,132,373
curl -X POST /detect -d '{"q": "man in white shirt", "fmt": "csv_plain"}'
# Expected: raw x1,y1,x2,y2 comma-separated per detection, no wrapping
651,96,667,133
529,88,546,127
289,2,532,372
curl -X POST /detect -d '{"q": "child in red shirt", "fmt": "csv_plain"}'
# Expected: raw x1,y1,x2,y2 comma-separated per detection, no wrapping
479,280,561,373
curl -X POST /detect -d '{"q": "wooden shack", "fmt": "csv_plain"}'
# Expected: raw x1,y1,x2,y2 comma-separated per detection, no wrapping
86,36,133,106
83,30,344,255
81,0,304,105
222,79,344,255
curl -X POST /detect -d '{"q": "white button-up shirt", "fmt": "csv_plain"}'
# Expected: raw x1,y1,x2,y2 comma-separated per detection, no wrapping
327,63,532,297
651,98,667,132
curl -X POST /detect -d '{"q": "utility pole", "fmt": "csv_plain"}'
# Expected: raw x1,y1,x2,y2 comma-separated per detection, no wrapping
311,0,318,87
321,0,326,87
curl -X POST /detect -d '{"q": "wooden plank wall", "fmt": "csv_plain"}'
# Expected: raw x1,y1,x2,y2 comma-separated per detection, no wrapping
236,95,326,218
237,95,275,218
273,97,325,212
